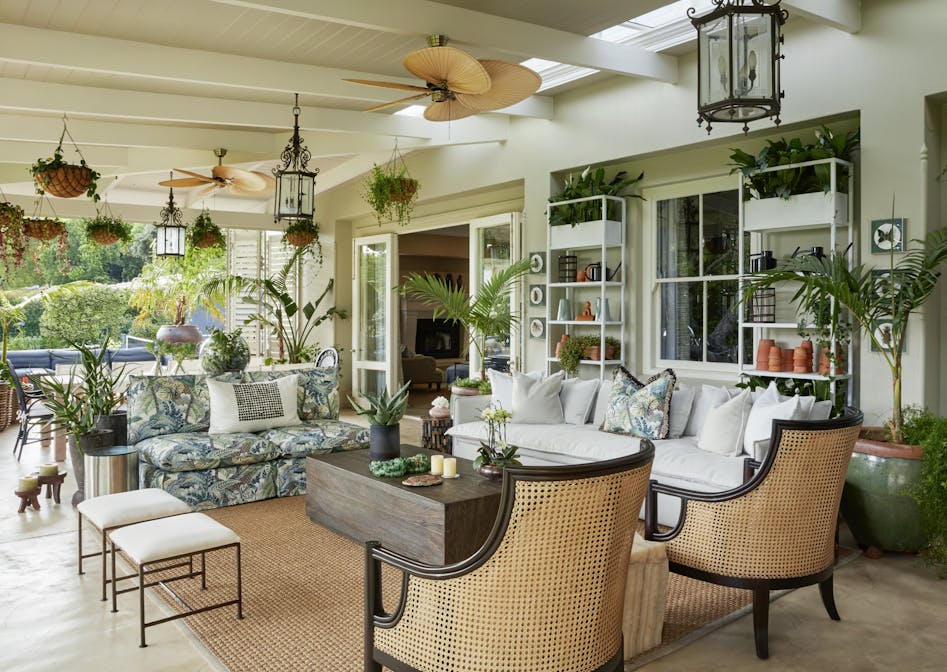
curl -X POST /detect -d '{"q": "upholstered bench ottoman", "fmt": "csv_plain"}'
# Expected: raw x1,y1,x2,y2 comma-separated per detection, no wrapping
76,488,191,601
623,532,668,659
109,512,243,648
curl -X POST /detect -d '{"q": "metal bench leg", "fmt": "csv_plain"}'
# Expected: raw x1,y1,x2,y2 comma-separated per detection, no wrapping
139,564,147,648
110,539,119,614
236,544,243,620
201,551,207,590
77,514,84,575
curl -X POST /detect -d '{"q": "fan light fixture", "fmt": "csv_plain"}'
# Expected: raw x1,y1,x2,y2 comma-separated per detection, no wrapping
155,172,186,257
690,0,787,134
273,93,319,224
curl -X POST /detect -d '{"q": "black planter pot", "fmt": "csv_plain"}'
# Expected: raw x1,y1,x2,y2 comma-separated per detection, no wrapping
68,429,114,506
369,424,401,461
95,411,128,447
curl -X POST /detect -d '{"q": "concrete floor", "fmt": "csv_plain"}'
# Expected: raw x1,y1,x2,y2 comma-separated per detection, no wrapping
1,419,945,671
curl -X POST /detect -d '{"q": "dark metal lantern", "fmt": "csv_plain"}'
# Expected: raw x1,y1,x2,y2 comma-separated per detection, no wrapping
273,93,319,223
690,0,788,134
155,175,186,257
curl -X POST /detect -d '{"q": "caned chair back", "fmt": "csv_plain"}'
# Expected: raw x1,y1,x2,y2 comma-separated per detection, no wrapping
667,411,863,580
374,445,654,672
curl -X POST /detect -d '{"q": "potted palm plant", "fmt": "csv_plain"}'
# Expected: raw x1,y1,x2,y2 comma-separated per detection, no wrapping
745,225,947,555
348,381,411,461
402,257,531,382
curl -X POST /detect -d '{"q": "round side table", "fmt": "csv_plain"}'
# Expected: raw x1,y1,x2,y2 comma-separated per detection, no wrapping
83,445,139,498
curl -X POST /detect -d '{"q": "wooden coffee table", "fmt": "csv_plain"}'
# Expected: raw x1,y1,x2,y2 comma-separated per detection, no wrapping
306,447,502,565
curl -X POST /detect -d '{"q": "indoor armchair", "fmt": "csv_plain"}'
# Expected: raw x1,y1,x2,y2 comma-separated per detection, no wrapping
644,409,863,659
364,445,655,672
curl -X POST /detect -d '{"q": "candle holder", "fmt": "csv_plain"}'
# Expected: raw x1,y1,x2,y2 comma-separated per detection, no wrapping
558,254,577,282
747,288,776,323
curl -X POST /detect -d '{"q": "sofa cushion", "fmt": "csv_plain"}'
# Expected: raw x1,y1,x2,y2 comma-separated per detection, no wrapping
127,374,214,444
560,378,599,425
698,389,753,457
207,376,301,434
259,420,369,458
667,385,696,439
512,371,564,424
684,385,731,437
602,368,675,440
6,349,53,370
650,437,747,492
592,380,614,427
245,367,339,421
136,431,282,472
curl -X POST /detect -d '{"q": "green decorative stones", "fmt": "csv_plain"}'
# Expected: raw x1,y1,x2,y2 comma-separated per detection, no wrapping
369,453,431,478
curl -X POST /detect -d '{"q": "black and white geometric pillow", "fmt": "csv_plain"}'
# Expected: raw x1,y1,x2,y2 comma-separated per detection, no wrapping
207,374,300,434
234,382,284,421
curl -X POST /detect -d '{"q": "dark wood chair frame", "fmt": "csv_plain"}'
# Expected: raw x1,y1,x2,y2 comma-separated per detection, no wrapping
7,359,54,461
644,408,864,660
364,445,655,672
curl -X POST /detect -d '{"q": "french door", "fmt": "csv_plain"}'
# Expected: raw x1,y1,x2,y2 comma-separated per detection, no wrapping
351,233,399,400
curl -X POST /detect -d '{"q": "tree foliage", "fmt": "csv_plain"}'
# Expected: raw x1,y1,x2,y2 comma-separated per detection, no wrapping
39,284,135,347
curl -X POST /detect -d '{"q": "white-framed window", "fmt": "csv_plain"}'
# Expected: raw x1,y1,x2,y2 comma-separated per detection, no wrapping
642,176,743,376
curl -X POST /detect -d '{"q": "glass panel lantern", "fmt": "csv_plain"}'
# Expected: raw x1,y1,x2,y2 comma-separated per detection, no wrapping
273,94,319,223
690,0,787,134
155,182,186,257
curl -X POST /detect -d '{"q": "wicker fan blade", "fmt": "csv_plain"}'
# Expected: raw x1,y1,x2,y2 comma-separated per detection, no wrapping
174,169,215,182
344,79,430,93
197,183,221,197
403,46,490,95
214,165,267,192
249,171,276,193
158,177,212,188
364,93,429,113
424,99,478,122
455,60,542,112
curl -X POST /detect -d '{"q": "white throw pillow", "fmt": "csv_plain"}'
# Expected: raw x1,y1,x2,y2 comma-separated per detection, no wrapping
489,368,541,412
667,385,696,439
810,400,833,421
684,385,731,437
743,385,808,455
560,378,599,425
592,380,614,427
207,375,300,434
511,371,564,424
698,389,752,457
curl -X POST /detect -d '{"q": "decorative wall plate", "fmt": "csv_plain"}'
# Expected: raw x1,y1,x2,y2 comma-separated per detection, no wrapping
870,218,904,253
529,317,545,339
529,284,545,306
528,251,546,274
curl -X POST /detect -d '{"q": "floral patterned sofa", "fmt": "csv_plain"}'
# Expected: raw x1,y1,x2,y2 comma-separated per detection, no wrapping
127,367,369,510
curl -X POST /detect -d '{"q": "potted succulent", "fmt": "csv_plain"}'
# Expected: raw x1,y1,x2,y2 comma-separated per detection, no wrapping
745,225,947,554
30,126,102,202
188,209,225,249
0,200,27,277
200,328,251,375
84,213,132,245
473,404,520,479
402,257,531,382
348,381,411,461
362,153,420,227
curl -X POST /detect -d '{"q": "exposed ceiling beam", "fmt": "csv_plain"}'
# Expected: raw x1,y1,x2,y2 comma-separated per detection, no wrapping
784,0,861,34
0,140,128,168
0,78,509,143
0,23,552,120
207,0,678,83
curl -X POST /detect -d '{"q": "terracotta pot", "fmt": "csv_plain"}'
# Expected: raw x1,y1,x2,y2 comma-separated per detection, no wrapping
605,344,617,360
818,346,845,376
451,385,482,397
156,324,203,345
576,268,587,282
793,346,811,373
555,334,568,358
840,429,926,554
756,339,775,371
767,346,782,372
781,348,794,372
477,463,504,480
588,345,601,361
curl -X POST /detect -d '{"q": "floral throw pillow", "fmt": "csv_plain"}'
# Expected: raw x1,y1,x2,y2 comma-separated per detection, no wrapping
600,367,676,440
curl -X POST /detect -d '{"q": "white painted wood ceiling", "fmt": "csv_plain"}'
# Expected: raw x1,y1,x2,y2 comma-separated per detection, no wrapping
0,0,857,224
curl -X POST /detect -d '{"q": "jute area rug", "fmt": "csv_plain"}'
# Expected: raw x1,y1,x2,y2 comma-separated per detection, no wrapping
150,496,842,671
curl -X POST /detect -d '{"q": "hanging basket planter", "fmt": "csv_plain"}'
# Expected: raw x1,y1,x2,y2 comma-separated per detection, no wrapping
362,142,420,227
187,209,225,250
192,230,224,248
88,228,120,245
281,220,321,259
23,218,66,241
84,210,132,246
30,116,102,202
285,230,316,248
388,177,419,203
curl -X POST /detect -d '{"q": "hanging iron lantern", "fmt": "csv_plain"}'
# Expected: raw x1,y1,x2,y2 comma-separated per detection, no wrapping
273,93,319,223
155,173,186,257
689,0,788,134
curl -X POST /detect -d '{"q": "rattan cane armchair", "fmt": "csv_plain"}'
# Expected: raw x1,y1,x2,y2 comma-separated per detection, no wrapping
364,445,655,672
644,408,863,659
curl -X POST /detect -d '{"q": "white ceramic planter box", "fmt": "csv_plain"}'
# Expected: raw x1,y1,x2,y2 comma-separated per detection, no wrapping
744,192,848,231
549,219,623,250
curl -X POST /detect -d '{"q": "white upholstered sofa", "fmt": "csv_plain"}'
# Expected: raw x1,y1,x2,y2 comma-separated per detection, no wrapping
448,370,832,527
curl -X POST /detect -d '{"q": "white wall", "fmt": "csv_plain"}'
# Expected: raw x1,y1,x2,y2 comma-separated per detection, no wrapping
317,0,947,420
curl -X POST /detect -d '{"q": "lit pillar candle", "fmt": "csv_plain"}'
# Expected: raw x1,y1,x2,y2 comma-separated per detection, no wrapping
442,457,457,478
18,476,39,492
39,464,59,477
430,454,444,476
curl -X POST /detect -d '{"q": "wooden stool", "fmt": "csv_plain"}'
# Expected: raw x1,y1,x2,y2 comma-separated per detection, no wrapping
421,416,453,454
34,470,67,504
16,487,42,513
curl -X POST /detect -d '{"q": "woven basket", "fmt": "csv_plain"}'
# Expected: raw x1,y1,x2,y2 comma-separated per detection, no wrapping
88,227,120,245
23,218,66,241
285,231,316,248
388,178,418,203
0,381,9,429
34,165,93,198
192,231,223,249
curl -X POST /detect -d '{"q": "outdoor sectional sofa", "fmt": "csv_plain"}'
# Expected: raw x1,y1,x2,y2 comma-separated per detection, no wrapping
6,346,158,376
126,367,369,510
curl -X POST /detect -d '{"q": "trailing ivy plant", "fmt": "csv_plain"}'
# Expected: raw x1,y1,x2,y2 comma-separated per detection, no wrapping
548,166,644,226
362,162,419,227
903,407,947,577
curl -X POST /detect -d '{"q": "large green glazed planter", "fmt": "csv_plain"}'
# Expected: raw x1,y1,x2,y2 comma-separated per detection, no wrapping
840,433,927,553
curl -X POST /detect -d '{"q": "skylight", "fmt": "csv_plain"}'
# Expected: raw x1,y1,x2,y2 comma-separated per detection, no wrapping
395,105,427,117
526,1,714,93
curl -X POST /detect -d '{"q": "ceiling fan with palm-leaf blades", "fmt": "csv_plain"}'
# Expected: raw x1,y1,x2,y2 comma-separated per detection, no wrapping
159,148,275,197
345,35,541,122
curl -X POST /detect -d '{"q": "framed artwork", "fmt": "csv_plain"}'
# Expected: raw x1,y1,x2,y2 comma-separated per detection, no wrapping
870,217,905,254
870,319,900,352
528,284,545,307
528,251,546,274
871,269,902,297
528,317,546,339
